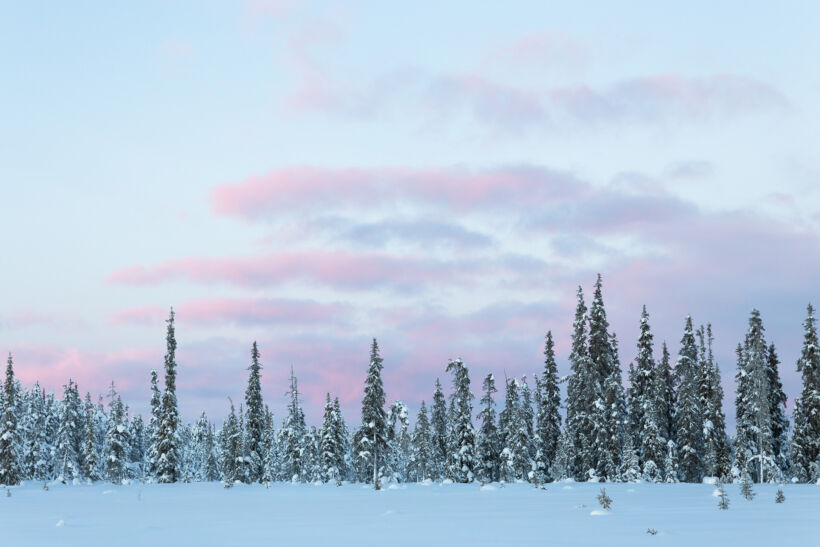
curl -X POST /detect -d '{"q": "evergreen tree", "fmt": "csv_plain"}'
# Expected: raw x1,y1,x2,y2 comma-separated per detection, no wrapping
319,393,344,484
220,401,241,485
600,332,627,481
500,378,529,481
699,325,730,479
146,369,161,478
244,341,265,483
280,367,306,481
766,344,789,478
0,354,21,485
105,395,129,483
477,373,501,483
386,401,410,482
410,401,432,482
535,331,562,482
791,304,820,483
20,384,49,481
564,286,595,481
430,378,448,481
261,406,277,484
736,310,779,482
82,395,101,482
156,308,180,483
128,415,146,480
54,380,83,483
357,339,387,487
655,342,676,449
588,274,617,480
675,316,704,482
629,306,659,471
445,358,476,483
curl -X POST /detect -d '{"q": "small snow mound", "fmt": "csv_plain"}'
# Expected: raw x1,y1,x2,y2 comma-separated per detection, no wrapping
388,484,401,490
420,479,433,486
480,484,496,491
712,488,722,498
381,509,395,516
590,510,609,516
102,490,113,495
562,486,573,490
703,477,717,485
441,479,453,485
55,520,65,527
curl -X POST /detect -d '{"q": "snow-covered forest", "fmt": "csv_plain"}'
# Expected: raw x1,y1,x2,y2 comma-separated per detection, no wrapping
1,275,819,488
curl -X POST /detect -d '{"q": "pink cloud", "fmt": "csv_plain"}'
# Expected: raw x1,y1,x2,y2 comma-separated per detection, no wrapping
110,297,350,327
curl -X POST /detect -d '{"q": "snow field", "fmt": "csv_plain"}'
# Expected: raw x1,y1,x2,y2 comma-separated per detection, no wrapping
1,481,817,546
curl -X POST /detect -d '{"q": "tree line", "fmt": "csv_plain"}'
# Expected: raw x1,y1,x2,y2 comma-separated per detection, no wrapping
0,275,819,487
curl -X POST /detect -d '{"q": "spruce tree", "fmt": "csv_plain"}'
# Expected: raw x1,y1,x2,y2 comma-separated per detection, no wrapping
21,383,49,481
82,396,101,482
500,378,529,481
700,325,731,479
629,306,659,470
54,380,83,483
675,316,704,482
387,401,410,483
358,339,387,487
244,341,265,483
281,367,306,481
446,358,476,482
0,354,21,485
319,393,345,484
430,379,448,481
220,401,241,485
477,373,500,483
535,331,562,482
105,395,129,483
791,304,820,483
146,369,161,478
410,401,432,482
588,275,617,480
156,308,180,483
564,286,595,481
766,344,789,478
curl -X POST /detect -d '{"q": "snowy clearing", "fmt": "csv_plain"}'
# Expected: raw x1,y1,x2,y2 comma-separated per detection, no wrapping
1,481,817,546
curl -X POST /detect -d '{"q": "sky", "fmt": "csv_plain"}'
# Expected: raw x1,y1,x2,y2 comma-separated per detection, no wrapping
1,1,820,427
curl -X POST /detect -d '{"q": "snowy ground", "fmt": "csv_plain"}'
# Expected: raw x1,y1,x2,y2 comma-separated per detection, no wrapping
1,481,817,546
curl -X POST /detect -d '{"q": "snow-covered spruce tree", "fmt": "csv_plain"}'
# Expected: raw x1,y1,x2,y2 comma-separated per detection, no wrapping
663,439,679,483
106,395,129,483
0,354,21,486
156,308,180,483
618,435,640,482
519,376,535,465
190,412,211,482
280,367,306,482
54,380,83,483
445,358,476,483
334,398,351,481
146,369,161,479
300,426,322,483
21,383,49,481
82,395,101,482
765,344,789,478
735,310,778,483
43,392,60,478
220,401,241,485
792,304,820,483
535,331,562,482
357,339,387,487
244,341,265,483
675,316,704,482
500,378,530,482
477,373,501,483
204,422,220,482
410,401,432,482
588,274,617,480
629,306,661,473
655,342,676,450
128,415,146,479
601,332,627,481
261,406,277,483
430,378,448,481
319,393,345,483
387,400,410,483
564,286,595,481
699,325,731,479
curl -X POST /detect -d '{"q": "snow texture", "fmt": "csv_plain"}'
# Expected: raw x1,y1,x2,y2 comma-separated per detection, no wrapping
1,481,816,546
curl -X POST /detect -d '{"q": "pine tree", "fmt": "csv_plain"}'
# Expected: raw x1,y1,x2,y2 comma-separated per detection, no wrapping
446,358,476,483
0,354,21,485
535,331,562,482
244,341,265,483
477,373,501,483
430,378,448,481
156,308,180,483
791,304,820,483
410,401,432,482
675,316,704,482
357,339,387,487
